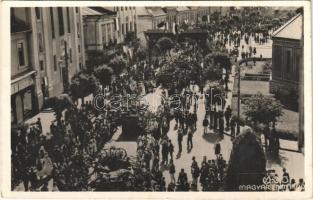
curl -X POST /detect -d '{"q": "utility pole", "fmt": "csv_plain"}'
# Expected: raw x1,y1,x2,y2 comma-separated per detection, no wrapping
237,64,240,135
63,41,69,93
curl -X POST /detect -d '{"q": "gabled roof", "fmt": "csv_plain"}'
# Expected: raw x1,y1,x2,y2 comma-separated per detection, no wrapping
163,7,177,12
89,7,116,15
81,7,102,16
188,7,199,10
136,7,151,16
272,13,302,40
137,7,166,17
149,7,166,17
82,7,117,17
176,7,190,12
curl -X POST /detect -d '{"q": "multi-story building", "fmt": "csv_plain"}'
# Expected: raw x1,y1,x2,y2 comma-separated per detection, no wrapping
270,13,303,150
11,7,85,124
11,8,38,124
106,6,137,44
164,7,177,31
82,7,117,51
208,7,230,23
137,7,167,46
176,7,190,25
195,7,211,23
163,7,211,30
270,13,302,103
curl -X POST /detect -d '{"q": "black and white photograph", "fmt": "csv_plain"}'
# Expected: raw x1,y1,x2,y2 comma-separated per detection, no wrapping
5,3,311,194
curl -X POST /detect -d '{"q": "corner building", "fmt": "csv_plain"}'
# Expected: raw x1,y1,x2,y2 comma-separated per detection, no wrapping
11,7,85,124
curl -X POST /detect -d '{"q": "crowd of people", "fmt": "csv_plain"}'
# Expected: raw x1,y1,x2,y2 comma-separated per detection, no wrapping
11,9,304,192
12,104,105,191
135,131,228,191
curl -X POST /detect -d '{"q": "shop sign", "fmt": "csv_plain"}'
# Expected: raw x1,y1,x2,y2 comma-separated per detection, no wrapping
11,76,34,95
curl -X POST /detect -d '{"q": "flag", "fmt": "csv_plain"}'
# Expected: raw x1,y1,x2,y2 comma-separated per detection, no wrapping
157,21,166,29
123,45,128,54
128,47,134,60
174,23,179,34
172,22,176,35
115,18,119,31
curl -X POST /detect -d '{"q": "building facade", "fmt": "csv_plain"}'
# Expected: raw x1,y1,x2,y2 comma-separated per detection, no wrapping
137,7,167,47
11,7,85,124
164,7,177,31
270,13,302,102
270,13,303,150
82,7,117,51
109,6,137,43
11,8,37,124
176,7,191,25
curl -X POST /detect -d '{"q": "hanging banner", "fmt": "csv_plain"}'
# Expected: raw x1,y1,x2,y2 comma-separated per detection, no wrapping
123,45,128,54
172,22,176,35
115,18,119,31
128,47,134,60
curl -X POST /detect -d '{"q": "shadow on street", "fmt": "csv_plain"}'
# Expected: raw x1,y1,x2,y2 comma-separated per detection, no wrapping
202,132,223,143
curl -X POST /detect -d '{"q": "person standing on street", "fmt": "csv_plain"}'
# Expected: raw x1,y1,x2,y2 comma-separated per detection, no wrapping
169,159,176,184
219,115,224,138
209,105,214,130
178,168,188,190
202,117,209,134
177,128,183,154
213,106,218,131
144,150,152,170
225,106,232,130
187,130,193,150
230,117,236,141
191,156,200,188
36,118,42,133
161,139,169,165
200,156,209,191
214,142,221,158
168,140,174,160
192,111,197,131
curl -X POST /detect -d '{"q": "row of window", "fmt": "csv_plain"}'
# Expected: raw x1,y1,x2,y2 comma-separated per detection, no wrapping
48,7,75,38
273,45,301,81
17,40,74,73
16,8,82,84
114,7,136,12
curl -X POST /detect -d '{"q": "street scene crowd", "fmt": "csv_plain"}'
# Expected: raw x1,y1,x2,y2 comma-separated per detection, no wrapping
11,7,305,192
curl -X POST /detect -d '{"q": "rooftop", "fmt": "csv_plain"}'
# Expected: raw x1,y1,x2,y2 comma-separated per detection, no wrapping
82,7,116,16
272,13,302,40
81,7,102,16
136,7,150,16
176,7,190,12
149,7,166,17
188,7,199,10
137,7,166,17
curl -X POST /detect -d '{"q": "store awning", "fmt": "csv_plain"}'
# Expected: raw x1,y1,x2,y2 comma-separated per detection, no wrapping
11,70,36,84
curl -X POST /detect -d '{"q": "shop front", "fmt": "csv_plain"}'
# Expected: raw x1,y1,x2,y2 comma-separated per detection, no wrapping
11,71,38,124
